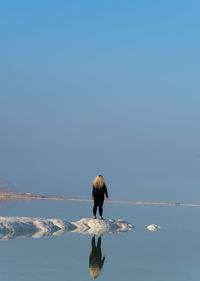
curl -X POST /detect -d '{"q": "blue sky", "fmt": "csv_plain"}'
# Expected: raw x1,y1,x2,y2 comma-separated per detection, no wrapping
0,0,200,202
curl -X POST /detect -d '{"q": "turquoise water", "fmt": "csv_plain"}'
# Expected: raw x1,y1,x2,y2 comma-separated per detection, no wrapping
0,200,200,281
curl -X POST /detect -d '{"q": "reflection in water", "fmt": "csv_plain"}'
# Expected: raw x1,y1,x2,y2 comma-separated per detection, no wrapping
89,235,106,279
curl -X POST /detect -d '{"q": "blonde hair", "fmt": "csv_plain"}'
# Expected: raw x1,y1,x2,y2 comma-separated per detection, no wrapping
89,266,101,278
93,175,105,189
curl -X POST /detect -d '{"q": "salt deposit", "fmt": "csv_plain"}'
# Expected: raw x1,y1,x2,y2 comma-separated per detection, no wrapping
147,224,161,231
0,217,134,240
71,218,134,235
0,216,75,240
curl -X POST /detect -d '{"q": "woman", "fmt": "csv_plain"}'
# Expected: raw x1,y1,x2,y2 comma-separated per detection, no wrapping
92,175,108,219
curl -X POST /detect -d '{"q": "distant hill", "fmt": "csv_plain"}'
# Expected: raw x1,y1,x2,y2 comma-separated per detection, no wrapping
0,179,33,197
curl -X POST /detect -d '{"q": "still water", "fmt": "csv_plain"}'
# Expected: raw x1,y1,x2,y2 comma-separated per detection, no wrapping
0,199,200,281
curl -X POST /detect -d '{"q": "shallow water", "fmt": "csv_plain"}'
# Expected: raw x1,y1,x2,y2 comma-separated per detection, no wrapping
0,199,200,281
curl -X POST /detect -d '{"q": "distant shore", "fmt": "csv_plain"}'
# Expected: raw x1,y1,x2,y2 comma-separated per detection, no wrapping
0,189,90,202
1,190,200,207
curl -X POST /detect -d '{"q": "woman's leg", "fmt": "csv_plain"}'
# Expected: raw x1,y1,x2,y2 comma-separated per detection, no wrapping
93,201,98,217
99,200,104,217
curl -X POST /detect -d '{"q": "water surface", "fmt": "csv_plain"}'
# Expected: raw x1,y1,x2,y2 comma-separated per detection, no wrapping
0,200,200,281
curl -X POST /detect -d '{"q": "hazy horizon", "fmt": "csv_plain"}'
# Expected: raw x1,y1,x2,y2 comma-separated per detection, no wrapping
1,0,200,203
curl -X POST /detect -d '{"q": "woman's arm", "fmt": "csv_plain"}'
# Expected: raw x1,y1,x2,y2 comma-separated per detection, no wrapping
104,185,108,199
92,186,95,200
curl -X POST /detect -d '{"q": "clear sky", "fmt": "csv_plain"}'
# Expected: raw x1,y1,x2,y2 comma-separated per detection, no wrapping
0,0,200,202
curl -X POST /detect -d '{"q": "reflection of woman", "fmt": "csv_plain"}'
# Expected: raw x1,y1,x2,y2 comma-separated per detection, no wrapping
92,175,108,219
89,235,106,279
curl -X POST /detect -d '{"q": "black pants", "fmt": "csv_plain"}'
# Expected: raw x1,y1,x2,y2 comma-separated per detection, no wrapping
93,198,104,217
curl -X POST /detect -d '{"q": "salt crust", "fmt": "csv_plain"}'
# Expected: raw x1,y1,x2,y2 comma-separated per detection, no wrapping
0,217,134,240
146,224,161,231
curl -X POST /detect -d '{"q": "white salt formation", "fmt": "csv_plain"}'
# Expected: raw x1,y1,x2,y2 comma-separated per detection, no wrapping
0,217,134,240
147,224,161,231
0,216,75,240
71,218,133,235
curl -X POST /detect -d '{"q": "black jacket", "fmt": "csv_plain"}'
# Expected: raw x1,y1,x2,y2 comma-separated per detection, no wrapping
92,185,108,201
